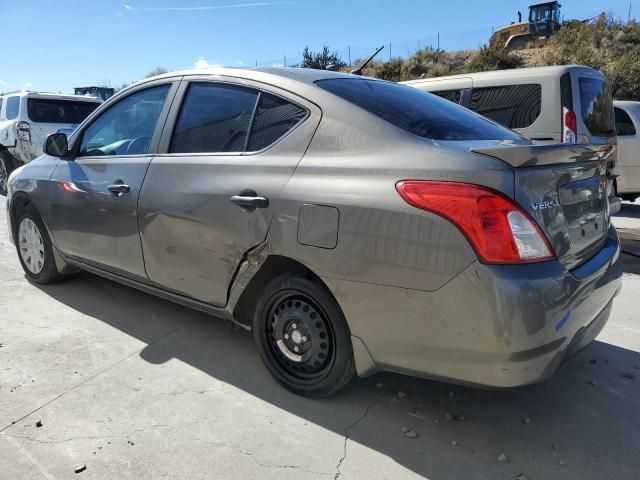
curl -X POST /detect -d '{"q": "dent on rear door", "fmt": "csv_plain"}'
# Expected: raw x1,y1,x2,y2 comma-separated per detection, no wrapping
137,83,321,306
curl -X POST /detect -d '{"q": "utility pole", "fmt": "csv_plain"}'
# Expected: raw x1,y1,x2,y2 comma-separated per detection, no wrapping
284,55,287,67
629,2,632,22
389,42,392,61
437,32,440,51
348,46,351,67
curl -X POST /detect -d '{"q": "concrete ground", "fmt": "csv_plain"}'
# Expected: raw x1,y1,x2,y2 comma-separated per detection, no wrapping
0,195,639,480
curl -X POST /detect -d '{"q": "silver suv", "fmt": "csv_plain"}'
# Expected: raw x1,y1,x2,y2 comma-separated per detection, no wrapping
5,68,622,397
0,91,101,195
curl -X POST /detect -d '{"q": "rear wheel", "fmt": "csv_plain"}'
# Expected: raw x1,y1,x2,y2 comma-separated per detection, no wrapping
15,206,63,284
253,273,355,398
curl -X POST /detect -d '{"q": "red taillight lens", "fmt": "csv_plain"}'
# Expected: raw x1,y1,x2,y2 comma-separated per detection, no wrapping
562,107,577,143
396,181,555,264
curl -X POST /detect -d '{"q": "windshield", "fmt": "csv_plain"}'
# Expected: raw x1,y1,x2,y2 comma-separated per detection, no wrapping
578,78,615,138
315,78,521,141
27,98,99,124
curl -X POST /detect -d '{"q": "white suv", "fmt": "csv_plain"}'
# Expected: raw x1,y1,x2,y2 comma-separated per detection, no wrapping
0,91,102,195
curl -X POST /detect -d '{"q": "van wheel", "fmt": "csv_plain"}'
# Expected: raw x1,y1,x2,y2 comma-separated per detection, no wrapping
253,273,355,398
15,206,63,284
0,150,14,196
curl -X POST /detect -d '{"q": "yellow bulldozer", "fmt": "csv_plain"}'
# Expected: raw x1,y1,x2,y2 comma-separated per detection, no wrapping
491,1,567,50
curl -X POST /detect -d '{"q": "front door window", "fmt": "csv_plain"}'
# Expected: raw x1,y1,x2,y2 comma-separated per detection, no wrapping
78,85,170,157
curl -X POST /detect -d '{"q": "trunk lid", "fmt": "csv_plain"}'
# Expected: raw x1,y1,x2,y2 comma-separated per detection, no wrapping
470,142,615,269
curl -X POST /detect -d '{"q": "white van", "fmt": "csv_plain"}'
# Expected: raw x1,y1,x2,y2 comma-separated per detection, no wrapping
613,101,640,202
402,65,620,212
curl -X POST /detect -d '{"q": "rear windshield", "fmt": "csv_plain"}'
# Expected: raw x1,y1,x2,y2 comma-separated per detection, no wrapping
578,78,615,138
315,78,521,141
27,98,99,124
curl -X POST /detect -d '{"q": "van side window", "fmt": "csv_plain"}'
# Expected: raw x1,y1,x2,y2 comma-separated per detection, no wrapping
0,98,3,120
171,83,258,154
469,84,542,129
430,89,462,104
6,96,20,120
614,107,636,136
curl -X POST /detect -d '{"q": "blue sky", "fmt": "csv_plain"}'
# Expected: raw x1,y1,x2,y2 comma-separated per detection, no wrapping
0,0,635,93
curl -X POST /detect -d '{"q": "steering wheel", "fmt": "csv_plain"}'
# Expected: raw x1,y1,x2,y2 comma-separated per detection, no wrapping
126,136,151,155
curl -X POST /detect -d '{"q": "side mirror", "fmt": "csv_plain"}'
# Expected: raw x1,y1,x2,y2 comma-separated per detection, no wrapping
44,133,69,157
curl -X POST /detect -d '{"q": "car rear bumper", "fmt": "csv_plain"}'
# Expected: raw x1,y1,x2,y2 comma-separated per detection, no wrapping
325,226,623,387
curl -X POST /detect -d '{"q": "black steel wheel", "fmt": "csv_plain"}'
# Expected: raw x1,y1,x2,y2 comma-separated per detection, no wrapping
253,273,354,397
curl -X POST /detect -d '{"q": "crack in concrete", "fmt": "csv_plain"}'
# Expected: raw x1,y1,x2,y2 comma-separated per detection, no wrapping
333,379,411,480
1,423,172,445
333,391,393,480
186,434,335,477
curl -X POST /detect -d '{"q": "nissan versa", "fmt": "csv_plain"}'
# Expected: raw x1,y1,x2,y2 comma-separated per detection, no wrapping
6,68,622,397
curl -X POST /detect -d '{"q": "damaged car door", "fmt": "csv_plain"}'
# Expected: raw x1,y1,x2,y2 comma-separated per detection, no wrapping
138,78,319,306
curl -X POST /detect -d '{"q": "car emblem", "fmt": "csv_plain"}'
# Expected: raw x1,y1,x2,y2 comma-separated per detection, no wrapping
532,199,560,210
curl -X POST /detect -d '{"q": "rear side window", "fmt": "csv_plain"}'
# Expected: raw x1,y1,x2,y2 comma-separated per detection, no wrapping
578,78,615,137
246,93,307,151
171,83,258,153
27,99,99,124
6,96,20,120
431,89,462,104
615,107,636,136
316,78,520,141
469,84,541,129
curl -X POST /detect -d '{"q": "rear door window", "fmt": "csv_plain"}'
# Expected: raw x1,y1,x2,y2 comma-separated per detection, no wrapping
469,84,541,129
6,96,20,120
27,99,99,124
578,78,615,137
614,107,636,136
171,83,258,153
246,93,307,151
315,78,521,141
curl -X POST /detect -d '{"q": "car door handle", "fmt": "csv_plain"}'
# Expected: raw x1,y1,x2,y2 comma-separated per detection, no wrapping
230,195,269,209
107,184,131,196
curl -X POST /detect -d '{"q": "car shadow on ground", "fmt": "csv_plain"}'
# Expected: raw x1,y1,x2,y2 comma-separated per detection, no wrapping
33,264,640,480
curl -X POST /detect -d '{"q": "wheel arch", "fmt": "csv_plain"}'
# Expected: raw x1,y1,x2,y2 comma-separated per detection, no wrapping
232,254,325,327
231,253,378,378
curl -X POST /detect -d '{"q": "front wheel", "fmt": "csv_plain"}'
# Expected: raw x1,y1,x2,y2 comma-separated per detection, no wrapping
0,150,14,196
253,273,355,398
15,206,63,284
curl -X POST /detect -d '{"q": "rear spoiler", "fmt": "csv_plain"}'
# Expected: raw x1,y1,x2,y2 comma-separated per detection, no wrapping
471,143,615,168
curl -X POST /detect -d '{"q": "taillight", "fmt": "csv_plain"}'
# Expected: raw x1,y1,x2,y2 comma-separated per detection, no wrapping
396,181,555,264
562,107,576,143
16,121,31,142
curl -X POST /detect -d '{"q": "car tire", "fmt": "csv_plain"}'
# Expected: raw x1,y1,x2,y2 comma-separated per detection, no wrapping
253,272,355,398
15,205,63,284
0,149,15,197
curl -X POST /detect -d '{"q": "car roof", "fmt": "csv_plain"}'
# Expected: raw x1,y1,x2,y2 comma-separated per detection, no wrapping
402,65,601,86
134,66,363,90
0,91,102,103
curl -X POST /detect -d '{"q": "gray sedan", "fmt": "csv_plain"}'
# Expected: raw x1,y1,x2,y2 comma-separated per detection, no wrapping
5,68,622,397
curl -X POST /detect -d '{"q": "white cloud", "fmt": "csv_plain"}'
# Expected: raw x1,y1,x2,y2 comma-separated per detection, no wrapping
123,2,293,12
236,60,245,66
23,81,33,89
194,58,220,69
